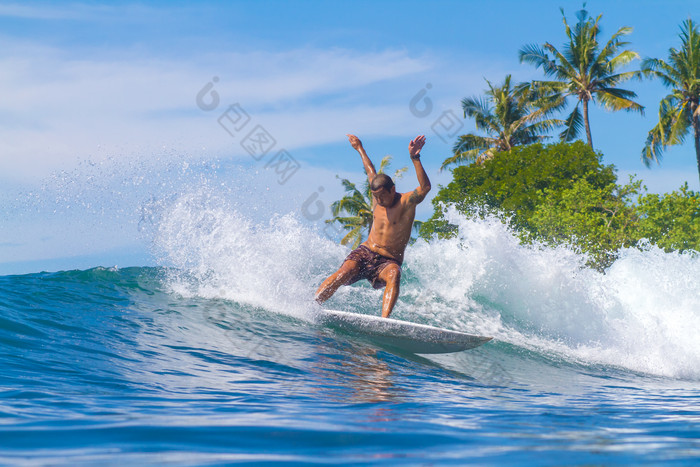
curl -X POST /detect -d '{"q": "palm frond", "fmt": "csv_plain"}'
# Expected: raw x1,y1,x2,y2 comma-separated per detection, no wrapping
641,57,681,87
542,42,577,81
641,93,688,166
340,225,363,248
330,196,368,217
524,117,566,136
519,44,559,76
596,88,645,113
606,50,640,71
596,70,644,88
597,26,634,64
666,100,691,146
639,18,700,183
451,133,494,154
378,155,392,174
440,148,486,171
461,95,498,132
641,122,666,166
559,105,583,142
338,177,363,196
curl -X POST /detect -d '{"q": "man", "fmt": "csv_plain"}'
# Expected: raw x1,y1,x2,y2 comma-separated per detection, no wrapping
315,134,431,318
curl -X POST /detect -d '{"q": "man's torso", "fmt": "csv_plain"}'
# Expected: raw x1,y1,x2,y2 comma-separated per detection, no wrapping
362,192,416,263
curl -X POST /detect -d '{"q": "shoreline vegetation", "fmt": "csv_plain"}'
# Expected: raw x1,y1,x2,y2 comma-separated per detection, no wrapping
329,6,700,270
421,141,699,270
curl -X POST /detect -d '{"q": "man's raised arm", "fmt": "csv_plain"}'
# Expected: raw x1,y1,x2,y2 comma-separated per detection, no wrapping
347,134,377,184
407,135,431,205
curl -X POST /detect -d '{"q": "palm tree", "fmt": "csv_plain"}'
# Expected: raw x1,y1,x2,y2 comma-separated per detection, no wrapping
326,177,373,249
327,156,410,248
519,7,644,149
440,74,563,170
641,19,700,185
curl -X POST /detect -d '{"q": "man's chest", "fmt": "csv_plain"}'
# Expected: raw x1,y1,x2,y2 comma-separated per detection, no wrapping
373,205,412,226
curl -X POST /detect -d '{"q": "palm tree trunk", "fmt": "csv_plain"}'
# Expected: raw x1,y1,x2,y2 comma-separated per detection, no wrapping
694,115,700,187
582,98,593,149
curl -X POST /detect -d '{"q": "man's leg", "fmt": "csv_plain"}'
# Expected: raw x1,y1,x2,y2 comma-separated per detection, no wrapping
315,260,360,304
377,264,401,318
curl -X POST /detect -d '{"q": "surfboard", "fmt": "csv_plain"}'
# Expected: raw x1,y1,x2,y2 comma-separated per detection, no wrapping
317,309,492,354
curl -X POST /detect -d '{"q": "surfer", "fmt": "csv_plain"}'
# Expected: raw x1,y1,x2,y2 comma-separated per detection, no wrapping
315,134,431,318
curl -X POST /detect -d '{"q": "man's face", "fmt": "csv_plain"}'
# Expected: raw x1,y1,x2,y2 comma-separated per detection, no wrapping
372,186,396,207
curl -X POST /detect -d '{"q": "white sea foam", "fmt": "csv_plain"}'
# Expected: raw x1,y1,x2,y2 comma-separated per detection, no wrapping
407,207,700,380
152,189,350,319
154,194,700,380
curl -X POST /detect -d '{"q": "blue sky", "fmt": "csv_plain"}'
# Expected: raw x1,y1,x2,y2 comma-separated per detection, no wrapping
0,0,698,274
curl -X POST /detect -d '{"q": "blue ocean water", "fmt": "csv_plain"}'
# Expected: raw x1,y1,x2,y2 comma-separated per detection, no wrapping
1,202,700,465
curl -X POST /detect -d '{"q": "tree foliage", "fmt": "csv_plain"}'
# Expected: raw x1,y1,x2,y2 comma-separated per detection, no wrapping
441,74,563,170
422,142,700,269
519,7,643,148
327,177,374,249
530,177,641,266
423,141,615,239
635,183,700,251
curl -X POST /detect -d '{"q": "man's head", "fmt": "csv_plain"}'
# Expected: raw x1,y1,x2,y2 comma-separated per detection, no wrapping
370,174,397,207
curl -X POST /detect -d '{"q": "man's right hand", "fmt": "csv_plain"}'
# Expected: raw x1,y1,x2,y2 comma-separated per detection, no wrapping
347,133,377,182
346,134,363,151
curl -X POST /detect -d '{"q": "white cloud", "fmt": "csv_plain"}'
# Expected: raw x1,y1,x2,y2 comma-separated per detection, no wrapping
0,28,520,271
0,42,449,181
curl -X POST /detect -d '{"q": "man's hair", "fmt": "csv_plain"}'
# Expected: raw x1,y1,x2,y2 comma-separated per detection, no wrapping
370,173,394,191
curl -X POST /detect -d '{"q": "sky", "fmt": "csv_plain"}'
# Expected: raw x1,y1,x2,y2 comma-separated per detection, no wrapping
1,0,698,274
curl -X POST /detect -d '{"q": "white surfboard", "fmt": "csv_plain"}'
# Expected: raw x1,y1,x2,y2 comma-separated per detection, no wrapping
317,309,492,354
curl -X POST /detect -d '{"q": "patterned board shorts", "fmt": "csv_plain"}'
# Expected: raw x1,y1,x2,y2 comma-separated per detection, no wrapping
343,245,401,289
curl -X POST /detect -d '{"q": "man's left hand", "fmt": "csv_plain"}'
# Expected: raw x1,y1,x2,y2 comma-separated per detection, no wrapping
409,135,426,159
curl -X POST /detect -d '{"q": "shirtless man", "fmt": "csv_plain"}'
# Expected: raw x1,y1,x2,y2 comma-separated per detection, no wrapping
315,134,431,318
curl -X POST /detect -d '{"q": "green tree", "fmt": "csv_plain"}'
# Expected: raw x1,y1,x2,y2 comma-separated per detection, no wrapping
530,177,641,267
327,156,408,248
441,74,563,170
519,7,643,148
641,19,700,185
526,178,700,267
635,183,700,252
326,177,373,249
422,141,616,239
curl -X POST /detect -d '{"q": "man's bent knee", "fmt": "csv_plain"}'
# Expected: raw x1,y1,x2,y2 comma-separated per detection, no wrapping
381,264,401,284
316,260,360,301
337,260,360,281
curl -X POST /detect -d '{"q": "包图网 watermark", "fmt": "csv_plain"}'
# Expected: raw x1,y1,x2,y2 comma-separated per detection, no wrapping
195,76,343,241
408,83,464,144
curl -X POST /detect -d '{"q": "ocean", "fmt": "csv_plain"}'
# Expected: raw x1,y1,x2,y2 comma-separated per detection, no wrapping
1,199,699,465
